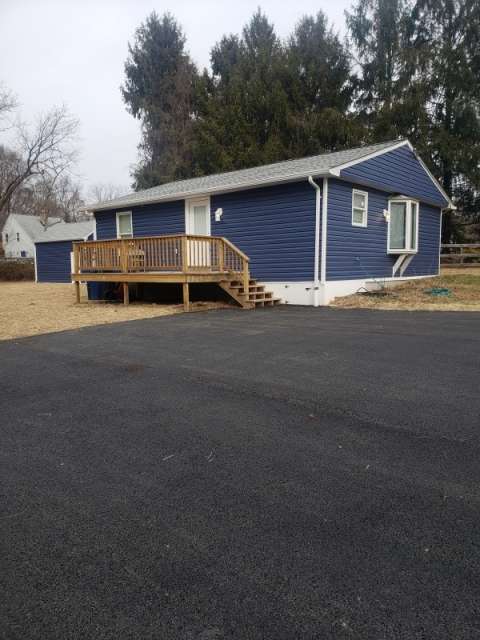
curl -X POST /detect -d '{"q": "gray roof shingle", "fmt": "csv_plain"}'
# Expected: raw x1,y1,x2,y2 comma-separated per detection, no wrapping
87,140,407,212
7,214,62,240
34,219,93,243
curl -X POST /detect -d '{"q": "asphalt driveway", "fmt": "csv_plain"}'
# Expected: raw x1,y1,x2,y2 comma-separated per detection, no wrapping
1,307,480,639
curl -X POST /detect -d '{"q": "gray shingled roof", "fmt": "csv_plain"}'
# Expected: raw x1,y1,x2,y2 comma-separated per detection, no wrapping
8,214,62,240
34,219,93,243
87,140,406,212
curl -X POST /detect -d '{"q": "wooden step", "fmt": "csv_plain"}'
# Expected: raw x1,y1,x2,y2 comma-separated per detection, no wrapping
219,278,281,310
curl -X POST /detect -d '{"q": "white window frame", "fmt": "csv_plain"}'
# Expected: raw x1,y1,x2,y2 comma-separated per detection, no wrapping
116,211,133,239
185,197,211,236
351,189,368,228
387,198,419,254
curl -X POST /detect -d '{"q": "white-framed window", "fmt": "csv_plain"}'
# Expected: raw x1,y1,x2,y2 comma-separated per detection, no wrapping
388,198,419,254
116,211,133,239
352,189,368,227
16,232,20,242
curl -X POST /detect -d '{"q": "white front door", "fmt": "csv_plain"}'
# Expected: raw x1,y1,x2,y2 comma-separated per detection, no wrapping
186,198,211,267
186,198,211,236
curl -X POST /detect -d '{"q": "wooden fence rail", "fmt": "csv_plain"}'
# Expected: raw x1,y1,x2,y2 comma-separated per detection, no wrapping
441,243,480,267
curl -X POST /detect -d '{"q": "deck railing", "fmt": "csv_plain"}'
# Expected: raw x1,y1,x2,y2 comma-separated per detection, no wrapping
73,234,250,285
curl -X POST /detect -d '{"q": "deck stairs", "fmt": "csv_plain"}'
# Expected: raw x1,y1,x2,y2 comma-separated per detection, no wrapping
219,278,282,309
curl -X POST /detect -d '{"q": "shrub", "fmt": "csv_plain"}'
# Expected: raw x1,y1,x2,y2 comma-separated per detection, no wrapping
0,259,35,281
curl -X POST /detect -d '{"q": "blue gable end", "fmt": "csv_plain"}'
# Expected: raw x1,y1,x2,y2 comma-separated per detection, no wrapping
340,145,449,208
327,179,440,281
36,241,74,283
211,181,316,281
95,200,184,239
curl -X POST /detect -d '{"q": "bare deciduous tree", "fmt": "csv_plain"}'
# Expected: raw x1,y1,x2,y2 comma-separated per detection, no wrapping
0,105,79,215
87,182,128,204
0,84,17,127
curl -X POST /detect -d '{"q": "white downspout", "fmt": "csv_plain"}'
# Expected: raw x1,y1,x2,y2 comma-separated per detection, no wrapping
321,178,328,286
308,176,321,306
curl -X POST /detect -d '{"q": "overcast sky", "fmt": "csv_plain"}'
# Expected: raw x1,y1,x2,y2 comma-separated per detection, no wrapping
0,0,352,194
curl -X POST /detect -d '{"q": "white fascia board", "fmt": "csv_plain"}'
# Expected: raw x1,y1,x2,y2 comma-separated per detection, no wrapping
329,139,455,210
329,140,410,175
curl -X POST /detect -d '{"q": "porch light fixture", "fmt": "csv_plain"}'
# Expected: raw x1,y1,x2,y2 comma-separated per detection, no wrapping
214,208,223,222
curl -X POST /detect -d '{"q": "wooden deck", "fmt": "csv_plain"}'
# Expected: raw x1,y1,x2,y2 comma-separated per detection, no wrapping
72,234,251,310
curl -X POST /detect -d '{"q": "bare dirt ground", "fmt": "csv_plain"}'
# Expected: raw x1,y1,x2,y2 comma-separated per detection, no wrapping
332,267,480,311
0,282,187,340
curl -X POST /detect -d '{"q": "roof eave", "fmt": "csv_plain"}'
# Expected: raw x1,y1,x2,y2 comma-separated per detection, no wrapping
82,170,333,213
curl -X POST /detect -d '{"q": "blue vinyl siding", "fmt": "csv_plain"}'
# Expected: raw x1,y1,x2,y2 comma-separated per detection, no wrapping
341,145,449,208
95,211,116,239
95,201,184,240
327,179,441,281
402,204,441,276
95,183,316,281
36,241,74,283
211,181,316,281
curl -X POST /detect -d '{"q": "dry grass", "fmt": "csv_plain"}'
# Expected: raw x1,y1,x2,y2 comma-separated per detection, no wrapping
332,268,480,312
0,282,192,341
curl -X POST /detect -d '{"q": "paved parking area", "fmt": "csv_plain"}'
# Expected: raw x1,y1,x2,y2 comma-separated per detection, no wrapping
1,307,479,639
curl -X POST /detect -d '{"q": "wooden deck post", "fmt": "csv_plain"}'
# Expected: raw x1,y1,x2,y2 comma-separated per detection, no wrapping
181,235,188,272
218,239,224,272
74,281,80,304
123,282,129,305
243,259,250,296
183,282,190,312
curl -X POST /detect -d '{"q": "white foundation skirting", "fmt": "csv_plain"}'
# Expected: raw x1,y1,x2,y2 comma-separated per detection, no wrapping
261,274,437,306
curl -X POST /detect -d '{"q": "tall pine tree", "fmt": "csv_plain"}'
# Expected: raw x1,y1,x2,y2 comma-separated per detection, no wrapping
122,12,198,189
347,0,480,238
285,11,362,154
193,10,290,174
406,0,480,238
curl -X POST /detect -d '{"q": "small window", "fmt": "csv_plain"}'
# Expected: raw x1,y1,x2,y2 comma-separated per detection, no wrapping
4,233,8,243
16,232,20,242
352,189,368,227
388,199,419,253
116,211,133,239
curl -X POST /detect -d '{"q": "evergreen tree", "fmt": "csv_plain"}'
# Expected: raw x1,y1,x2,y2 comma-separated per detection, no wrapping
406,0,480,238
193,10,290,174
285,12,362,154
347,0,480,239
121,12,198,189
346,0,410,136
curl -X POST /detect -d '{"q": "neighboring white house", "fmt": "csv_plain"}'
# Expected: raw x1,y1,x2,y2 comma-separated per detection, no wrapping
1,213,62,258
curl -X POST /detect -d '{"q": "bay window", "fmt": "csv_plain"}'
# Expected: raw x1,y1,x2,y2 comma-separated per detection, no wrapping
388,199,419,253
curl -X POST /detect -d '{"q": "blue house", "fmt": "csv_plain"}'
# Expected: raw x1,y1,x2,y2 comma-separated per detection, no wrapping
77,139,453,308
35,220,94,283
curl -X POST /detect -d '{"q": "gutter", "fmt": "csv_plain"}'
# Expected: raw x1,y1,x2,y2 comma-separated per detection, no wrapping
308,176,321,306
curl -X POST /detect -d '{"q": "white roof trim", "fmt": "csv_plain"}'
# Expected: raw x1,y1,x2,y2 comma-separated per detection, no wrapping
329,140,410,175
329,139,455,209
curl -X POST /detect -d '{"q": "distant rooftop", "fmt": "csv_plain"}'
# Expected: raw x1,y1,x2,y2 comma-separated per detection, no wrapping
34,219,93,243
